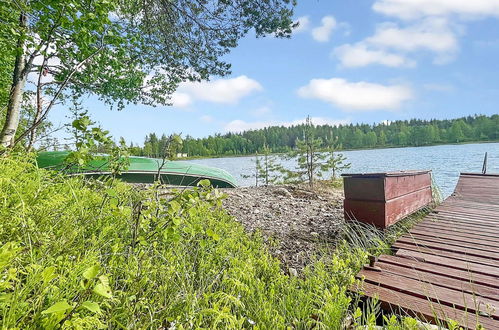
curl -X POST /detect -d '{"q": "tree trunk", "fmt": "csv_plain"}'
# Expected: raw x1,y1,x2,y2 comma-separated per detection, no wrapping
27,57,48,151
264,153,268,185
0,13,28,148
255,153,258,187
308,145,314,189
26,100,42,151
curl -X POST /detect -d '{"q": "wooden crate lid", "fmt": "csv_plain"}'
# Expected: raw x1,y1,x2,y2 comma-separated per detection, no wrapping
342,170,431,178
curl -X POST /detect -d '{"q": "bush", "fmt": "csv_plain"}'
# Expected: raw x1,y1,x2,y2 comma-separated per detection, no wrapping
0,154,367,329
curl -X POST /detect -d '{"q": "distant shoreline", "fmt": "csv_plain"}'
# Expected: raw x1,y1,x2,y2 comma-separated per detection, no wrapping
183,140,499,161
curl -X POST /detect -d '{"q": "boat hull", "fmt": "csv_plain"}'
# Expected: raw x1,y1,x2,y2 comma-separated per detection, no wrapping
36,151,237,188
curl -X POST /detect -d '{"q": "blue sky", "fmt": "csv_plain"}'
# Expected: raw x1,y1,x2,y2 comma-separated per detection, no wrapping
49,0,499,145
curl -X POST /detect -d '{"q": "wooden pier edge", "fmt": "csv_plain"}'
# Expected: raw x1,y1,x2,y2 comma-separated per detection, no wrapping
353,173,499,329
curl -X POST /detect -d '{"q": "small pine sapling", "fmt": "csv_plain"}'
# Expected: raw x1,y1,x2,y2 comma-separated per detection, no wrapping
256,144,283,186
281,116,327,189
323,140,351,181
241,153,261,187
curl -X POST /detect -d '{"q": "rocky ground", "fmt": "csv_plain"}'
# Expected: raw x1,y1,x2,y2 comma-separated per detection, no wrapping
221,182,345,273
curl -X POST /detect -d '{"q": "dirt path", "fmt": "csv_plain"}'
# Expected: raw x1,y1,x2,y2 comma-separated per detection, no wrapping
222,183,345,273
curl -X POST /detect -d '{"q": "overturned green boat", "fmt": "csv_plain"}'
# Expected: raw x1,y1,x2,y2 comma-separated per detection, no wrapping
36,151,237,188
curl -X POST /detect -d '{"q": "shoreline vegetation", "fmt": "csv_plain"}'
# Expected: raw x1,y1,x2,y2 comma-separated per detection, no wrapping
1,154,435,328
180,139,499,161
130,114,499,159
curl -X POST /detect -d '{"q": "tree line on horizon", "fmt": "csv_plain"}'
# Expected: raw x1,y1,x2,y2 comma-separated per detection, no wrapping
131,114,499,158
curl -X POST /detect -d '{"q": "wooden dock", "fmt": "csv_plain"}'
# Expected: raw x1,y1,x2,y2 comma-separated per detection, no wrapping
355,173,499,329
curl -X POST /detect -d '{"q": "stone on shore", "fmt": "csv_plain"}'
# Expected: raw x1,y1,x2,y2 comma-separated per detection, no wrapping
222,182,344,272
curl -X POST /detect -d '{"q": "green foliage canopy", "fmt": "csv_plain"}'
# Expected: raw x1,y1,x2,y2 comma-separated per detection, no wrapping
0,0,296,145
0,2,16,112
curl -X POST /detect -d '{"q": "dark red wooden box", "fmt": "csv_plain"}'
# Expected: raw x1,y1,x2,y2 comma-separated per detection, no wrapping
342,170,432,228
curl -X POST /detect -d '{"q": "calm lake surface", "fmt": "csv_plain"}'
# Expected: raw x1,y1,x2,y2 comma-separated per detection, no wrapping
187,143,499,198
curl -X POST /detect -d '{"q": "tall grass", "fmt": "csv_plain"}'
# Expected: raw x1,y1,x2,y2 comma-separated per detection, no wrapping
0,154,370,328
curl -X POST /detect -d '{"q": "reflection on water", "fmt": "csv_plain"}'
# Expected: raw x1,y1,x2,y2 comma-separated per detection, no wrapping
187,143,499,198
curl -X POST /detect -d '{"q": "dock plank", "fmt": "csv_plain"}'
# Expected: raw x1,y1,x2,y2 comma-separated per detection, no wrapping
358,269,499,319
395,249,499,278
374,261,499,301
378,255,499,289
398,234,499,256
357,282,499,330
410,224,499,242
393,241,499,267
408,229,499,248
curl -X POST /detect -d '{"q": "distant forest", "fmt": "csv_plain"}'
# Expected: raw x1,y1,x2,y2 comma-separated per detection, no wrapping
130,115,499,158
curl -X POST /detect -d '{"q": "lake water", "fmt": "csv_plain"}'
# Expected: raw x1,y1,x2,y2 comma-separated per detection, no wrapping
187,143,499,198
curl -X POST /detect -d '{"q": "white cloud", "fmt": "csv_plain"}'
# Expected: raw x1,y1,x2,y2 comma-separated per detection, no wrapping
312,16,337,42
294,16,310,32
297,78,413,112
334,43,415,68
199,115,214,123
170,92,193,108
333,18,458,67
172,75,262,108
367,19,457,54
373,0,499,20
339,22,352,37
251,106,272,117
224,120,273,133
335,0,499,69
224,117,350,133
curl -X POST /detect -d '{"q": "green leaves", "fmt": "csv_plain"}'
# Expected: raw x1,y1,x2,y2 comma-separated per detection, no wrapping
42,300,72,314
83,265,100,280
106,188,117,198
81,301,101,314
64,102,129,175
0,242,21,271
0,154,379,329
1,0,298,149
72,117,92,131
93,276,112,298
206,228,220,241
82,265,112,298
41,266,57,284
169,200,181,215
197,179,212,188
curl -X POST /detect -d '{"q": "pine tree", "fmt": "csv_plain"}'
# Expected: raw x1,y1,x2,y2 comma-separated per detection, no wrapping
257,144,283,186
241,153,261,187
323,141,351,180
242,146,283,187
280,118,352,189
281,116,327,189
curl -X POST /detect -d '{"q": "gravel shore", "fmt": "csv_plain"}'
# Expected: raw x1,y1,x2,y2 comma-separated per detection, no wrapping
222,183,345,273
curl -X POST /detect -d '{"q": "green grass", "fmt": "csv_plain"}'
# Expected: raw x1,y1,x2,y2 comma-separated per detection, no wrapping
0,154,371,329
